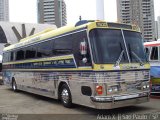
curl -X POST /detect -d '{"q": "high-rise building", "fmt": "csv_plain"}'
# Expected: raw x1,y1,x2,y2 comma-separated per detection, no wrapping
0,0,9,21
157,16,160,39
37,0,67,28
155,21,158,40
117,0,155,42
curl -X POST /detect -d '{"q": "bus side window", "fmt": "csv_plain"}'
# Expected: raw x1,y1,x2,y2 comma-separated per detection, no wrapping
16,50,25,60
25,47,36,59
10,52,14,61
53,36,73,56
3,53,7,63
72,32,91,67
37,52,42,58
3,52,10,62
36,41,53,58
150,47,158,61
145,47,150,60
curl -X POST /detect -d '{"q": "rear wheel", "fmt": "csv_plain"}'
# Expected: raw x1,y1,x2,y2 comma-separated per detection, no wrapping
12,79,17,92
60,84,72,108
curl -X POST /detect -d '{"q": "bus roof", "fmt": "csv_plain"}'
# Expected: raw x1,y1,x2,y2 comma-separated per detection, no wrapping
144,41,160,47
3,20,140,52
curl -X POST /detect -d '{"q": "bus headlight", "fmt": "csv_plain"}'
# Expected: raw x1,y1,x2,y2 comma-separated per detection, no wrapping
114,87,118,92
143,85,146,89
107,86,119,93
142,82,150,90
108,88,113,93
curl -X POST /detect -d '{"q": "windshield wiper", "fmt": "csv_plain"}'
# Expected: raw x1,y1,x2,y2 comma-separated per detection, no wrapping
131,51,144,66
115,50,124,66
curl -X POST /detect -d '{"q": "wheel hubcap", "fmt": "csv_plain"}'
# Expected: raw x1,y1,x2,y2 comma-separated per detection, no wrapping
61,88,69,104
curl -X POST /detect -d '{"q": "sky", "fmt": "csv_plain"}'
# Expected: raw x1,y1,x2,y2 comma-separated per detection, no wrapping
9,0,160,25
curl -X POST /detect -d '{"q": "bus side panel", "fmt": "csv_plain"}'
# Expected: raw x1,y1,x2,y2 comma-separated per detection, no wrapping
3,70,13,86
6,71,57,98
62,72,96,108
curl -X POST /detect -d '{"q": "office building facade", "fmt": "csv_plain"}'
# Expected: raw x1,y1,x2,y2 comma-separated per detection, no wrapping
157,16,160,39
155,21,158,40
0,0,9,21
117,0,155,41
37,0,67,28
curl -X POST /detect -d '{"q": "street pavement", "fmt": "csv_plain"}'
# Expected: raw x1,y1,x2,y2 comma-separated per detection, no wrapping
0,85,160,120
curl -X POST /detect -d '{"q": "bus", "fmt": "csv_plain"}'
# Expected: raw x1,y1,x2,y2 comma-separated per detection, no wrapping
0,55,2,84
2,20,150,109
0,55,2,72
144,41,160,94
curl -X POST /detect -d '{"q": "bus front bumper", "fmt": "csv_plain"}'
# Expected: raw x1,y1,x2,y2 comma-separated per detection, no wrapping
90,92,150,109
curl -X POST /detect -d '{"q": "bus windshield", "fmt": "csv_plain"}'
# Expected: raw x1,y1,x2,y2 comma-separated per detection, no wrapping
89,29,147,64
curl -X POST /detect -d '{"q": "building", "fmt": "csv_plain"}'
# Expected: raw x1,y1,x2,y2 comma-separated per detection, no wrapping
0,22,56,57
0,0,9,21
37,0,67,28
157,16,160,39
155,21,158,40
117,0,155,42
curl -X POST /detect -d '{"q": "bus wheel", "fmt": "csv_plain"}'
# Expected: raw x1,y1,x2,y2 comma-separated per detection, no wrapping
60,84,72,108
12,79,17,92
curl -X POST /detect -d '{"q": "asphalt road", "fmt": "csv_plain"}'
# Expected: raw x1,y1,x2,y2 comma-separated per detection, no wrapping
0,85,160,120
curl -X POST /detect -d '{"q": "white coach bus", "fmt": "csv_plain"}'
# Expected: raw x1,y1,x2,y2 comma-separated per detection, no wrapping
2,20,150,109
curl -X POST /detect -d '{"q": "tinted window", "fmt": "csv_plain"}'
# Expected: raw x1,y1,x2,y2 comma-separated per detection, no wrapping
25,47,36,59
10,52,14,61
37,41,53,58
16,50,25,60
124,31,146,62
3,53,9,63
53,36,73,56
72,31,91,66
89,29,146,64
89,29,128,64
150,47,158,60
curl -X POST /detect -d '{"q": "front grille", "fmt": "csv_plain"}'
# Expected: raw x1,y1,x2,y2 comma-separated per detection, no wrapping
91,70,150,83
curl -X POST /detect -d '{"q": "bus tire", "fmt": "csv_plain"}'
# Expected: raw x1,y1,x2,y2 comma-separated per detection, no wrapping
60,84,72,108
12,79,18,92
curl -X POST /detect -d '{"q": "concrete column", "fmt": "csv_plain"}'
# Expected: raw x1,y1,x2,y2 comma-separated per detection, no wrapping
96,0,105,20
